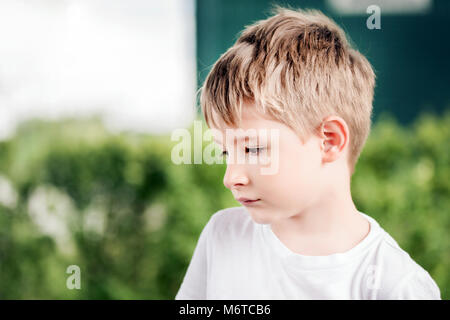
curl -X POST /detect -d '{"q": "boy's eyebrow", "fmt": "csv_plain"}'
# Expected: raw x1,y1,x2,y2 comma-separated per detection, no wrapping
213,135,262,144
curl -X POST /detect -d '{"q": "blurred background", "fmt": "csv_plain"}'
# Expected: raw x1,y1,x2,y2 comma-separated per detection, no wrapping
0,0,448,299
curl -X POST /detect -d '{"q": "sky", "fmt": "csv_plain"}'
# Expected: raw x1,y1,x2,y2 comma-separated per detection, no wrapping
0,0,196,140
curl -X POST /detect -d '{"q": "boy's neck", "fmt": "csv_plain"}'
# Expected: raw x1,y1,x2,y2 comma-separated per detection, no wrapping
269,185,370,256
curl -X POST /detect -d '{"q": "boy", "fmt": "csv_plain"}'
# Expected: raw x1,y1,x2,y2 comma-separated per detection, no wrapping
175,6,441,299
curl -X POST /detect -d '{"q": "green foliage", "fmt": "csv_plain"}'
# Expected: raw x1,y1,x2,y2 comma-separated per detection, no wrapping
352,111,450,299
0,111,448,299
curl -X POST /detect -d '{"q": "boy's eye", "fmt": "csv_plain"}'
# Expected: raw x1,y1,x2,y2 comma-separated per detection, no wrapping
218,150,228,158
219,147,264,158
245,147,264,154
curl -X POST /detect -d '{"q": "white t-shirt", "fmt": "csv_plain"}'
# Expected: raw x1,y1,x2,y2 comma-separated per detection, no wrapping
175,206,441,300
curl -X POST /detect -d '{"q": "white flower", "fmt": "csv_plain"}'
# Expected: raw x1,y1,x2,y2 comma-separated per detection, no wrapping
144,202,167,232
27,185,77,256
0,174,18,209
83,205,106,235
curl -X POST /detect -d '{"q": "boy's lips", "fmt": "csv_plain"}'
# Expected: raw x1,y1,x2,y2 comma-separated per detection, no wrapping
237,197,261,205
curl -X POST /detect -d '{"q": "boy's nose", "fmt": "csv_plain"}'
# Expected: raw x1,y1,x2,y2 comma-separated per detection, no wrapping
223,163,249,190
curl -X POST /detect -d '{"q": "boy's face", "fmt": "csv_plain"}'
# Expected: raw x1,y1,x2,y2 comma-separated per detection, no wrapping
211,102,330,225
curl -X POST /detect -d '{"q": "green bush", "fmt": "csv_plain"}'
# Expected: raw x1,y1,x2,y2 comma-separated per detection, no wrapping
0,110,448,299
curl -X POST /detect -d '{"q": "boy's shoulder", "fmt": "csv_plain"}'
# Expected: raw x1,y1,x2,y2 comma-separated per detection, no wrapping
366,222,440,298
204,208,440,298
207,206,255,240
208,208,428,276
211,205,249,222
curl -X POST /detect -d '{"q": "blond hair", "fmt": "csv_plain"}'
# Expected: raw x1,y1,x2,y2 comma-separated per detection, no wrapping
200,6,375,175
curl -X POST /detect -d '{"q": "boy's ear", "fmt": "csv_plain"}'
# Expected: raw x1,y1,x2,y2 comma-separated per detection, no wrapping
318,116,349,163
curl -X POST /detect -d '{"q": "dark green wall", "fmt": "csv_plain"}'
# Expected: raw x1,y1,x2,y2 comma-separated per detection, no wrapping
196,0,450,125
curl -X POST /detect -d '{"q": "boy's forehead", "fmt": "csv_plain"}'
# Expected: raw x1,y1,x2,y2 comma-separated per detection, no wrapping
209,102,282,144
211,125,271,144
